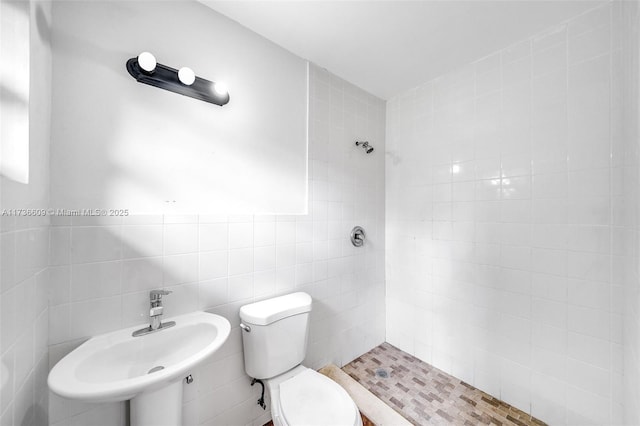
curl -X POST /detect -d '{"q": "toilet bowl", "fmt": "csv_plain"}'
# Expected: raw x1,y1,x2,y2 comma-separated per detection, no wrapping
266,365,362,426
239,292,362,426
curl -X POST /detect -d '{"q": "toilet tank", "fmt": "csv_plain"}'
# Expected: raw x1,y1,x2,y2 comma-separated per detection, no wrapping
239,292,312,379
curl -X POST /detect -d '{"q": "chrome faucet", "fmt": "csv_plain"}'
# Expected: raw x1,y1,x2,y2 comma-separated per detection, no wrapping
132,289,176,337
150,289,171,330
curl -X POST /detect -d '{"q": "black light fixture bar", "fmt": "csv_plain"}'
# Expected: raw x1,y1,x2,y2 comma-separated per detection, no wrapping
126,56,230,107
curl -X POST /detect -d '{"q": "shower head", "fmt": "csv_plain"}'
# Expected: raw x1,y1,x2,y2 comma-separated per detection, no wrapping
355,141,374,154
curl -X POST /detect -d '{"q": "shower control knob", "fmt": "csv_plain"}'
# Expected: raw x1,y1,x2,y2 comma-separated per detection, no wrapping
351,226,366,247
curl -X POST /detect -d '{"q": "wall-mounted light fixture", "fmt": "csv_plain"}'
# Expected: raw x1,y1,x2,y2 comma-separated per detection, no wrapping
126,52,230,107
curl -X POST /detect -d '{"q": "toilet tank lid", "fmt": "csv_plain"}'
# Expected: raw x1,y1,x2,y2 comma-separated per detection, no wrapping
240,292,312,325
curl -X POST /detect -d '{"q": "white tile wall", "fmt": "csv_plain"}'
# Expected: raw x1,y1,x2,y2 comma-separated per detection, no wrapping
1,217,50,426
47,64,386,426
0,1,52,425
621,1,640,425
386,3,626,425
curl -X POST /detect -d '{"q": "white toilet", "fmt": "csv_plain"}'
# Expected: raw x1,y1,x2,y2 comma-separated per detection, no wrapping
240,292,363,426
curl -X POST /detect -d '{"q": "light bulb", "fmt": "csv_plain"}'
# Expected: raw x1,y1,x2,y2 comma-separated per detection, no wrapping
137,51,156,73
178,67,196,86
213,82,228,96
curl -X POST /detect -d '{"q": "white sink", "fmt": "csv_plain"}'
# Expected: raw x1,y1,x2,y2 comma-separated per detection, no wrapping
48,311,231,426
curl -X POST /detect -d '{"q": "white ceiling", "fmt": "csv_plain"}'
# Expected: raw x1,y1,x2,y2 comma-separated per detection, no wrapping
202,1,603,99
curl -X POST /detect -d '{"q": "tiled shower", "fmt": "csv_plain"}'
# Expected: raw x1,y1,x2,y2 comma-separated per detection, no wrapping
1,1,640,425
386,3,635,424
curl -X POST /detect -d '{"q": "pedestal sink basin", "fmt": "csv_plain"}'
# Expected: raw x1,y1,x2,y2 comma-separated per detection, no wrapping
48,311,231,426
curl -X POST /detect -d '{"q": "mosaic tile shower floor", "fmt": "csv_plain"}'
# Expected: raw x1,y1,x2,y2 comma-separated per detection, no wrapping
343,343,547,426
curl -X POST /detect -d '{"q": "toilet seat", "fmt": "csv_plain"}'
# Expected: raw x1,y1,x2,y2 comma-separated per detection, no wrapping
271,368,361,426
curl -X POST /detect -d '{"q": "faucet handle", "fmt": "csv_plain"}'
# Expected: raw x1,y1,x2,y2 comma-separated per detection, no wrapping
150,289,172,301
